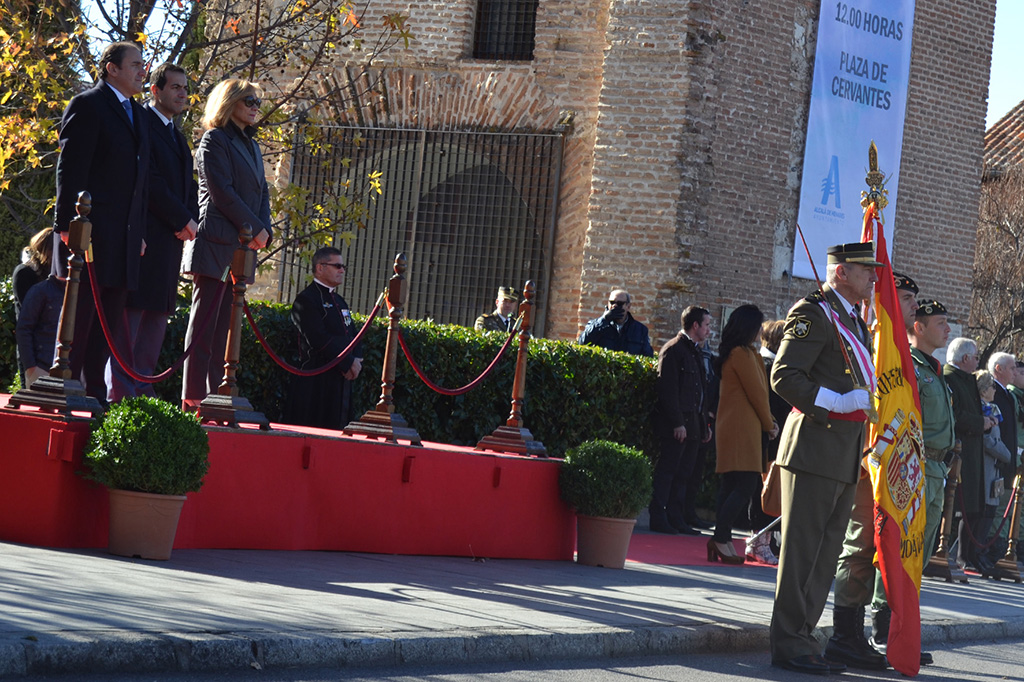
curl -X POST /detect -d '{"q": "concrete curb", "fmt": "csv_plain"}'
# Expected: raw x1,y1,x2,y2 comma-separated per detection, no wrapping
3,616,1023,678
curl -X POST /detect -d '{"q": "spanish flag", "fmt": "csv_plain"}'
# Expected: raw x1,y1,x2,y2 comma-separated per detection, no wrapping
862,204,926,676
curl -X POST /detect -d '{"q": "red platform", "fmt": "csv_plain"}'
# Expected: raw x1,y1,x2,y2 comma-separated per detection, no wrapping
0,397,575,560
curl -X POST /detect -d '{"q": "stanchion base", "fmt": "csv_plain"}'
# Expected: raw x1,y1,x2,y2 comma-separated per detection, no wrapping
4,376,103,420
991,555,1023,583
198,393,271,430
344,409,421,445
922,551,968,583
475,425,547,457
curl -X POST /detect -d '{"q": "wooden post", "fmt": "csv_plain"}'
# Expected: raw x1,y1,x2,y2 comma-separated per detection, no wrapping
197,225,270,430
991,467,1024,583
6,191,103,419
344,253,421,444
922,454,968,583
475,280,546,456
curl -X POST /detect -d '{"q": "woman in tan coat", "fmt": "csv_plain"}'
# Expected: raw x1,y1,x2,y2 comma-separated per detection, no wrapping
708,304,779,564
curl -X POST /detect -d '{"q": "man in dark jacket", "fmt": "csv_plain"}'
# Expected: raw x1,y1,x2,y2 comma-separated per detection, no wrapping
944,337,993,573
108,63,198,402
577,289,653,356
54,41,150,403
650,305,712,535
285,247,363,429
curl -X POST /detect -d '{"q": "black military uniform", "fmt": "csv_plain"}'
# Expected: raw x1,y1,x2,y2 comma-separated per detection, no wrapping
285,281,362,429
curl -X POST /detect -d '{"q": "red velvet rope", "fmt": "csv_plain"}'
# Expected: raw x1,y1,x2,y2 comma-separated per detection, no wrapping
85,260,229,384
242,298,382,377
397,327,516,396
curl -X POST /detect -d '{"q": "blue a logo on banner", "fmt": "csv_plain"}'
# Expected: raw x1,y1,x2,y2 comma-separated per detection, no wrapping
822,155,842,209
793,1,916,279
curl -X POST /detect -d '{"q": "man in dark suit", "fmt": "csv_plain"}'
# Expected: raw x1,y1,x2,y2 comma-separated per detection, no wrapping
769,242,880,675
107,63,198,402
54,41,150,403
650,305,712,536
944,338,993,573
988,352,1019,481
285,247,363,429
986,351,1021,565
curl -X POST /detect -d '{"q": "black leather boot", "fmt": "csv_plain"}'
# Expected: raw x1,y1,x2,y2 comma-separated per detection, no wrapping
648,505,678,534
869,605,890,655
825,605,888,670
871,604,933,665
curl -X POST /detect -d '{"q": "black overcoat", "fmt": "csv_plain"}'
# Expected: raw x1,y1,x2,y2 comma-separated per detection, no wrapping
55,81,149,289
944,364,987,515
127,105,199,313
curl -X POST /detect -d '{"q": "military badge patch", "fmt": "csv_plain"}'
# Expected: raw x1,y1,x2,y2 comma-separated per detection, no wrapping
791,317,811,339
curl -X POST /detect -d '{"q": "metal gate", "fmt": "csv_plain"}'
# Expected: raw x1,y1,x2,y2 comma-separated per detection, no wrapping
279,126,564,335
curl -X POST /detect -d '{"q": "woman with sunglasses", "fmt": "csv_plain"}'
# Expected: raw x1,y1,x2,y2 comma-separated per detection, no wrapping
180,79,271,410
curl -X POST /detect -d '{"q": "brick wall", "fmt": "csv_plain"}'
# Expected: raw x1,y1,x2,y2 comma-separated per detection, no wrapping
282,0,995,347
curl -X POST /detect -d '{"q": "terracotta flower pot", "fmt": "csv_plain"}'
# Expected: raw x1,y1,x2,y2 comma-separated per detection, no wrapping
107,489,187,561
575,515,637,568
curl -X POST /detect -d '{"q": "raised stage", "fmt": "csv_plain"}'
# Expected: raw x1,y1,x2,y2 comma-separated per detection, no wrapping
0,396,576,560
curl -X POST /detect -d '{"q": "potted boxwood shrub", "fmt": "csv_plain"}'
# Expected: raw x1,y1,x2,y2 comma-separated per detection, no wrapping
559,439,653,568
83,396,210,560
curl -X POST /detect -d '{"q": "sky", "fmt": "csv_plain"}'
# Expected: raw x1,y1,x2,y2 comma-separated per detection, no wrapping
987,1,1024,128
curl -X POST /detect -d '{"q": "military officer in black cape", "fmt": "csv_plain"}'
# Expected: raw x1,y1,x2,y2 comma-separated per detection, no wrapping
285,247,363,429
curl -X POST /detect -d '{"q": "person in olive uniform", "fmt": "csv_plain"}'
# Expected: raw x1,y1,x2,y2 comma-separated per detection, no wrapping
826,272,921,671
475,287,518,332
769,242,880,675
909,301,955,565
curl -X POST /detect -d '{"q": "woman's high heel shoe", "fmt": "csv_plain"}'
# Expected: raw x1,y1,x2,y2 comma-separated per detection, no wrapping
707,538,745,564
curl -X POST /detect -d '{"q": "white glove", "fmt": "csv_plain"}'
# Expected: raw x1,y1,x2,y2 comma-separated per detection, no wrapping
815,387,871,414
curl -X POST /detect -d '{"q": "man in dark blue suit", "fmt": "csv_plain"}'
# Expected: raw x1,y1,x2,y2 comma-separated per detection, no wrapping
108,63,198,402
54,41,150,403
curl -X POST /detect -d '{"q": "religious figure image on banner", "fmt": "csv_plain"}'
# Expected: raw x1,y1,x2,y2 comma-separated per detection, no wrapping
862,203,926,677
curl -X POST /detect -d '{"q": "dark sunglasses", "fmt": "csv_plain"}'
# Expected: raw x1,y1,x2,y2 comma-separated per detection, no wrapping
608,300,628,307
242,96,262,108
320,262,346,271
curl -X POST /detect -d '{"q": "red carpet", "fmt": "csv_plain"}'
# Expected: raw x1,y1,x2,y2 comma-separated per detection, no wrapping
626,532,778,568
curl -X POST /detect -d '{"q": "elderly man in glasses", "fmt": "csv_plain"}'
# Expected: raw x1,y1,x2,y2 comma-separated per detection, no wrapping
285,246,363,430
577,288,653,357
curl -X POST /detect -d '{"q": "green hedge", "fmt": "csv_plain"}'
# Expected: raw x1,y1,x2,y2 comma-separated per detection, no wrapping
0,284,659,458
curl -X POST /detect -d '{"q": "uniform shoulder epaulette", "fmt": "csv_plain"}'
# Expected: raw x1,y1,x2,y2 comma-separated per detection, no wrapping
804,290,825,304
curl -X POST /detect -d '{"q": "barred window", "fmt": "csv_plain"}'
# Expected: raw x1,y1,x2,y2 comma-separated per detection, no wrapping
473,0,539,61
280,126,564,336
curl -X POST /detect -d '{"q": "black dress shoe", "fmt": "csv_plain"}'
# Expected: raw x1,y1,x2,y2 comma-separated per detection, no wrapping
920,651,933,666
771,654,831,675
823,657,848,673
673,522,702,536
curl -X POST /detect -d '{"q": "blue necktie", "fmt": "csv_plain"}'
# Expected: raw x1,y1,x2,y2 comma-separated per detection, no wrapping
122,99,133,125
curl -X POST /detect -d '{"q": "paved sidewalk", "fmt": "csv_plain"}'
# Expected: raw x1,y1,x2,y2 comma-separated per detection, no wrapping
2,539,1023,677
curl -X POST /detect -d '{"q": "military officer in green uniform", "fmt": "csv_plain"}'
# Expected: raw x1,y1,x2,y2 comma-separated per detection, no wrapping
475,286,518,332
825,273,920,671
769,242,880,675
909,300,955,562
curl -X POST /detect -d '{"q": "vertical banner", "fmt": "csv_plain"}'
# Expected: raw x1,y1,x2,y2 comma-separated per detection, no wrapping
793,1,916,279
